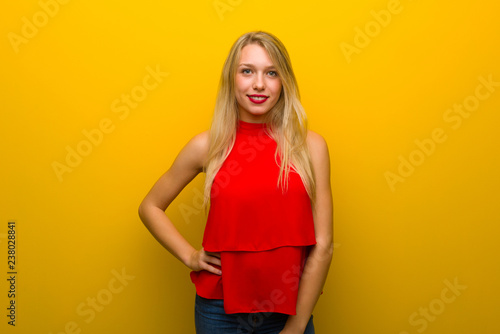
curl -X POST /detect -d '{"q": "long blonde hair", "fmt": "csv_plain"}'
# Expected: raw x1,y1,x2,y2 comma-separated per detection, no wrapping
203,31,316,209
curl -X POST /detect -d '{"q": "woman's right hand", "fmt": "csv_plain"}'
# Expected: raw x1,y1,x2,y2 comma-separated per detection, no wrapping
188,247,222,275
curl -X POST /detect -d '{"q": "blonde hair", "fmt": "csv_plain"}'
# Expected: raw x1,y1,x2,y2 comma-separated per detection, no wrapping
203,31,316,209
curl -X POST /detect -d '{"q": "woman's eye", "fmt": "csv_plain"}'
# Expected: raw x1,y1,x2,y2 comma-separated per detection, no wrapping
241,69,277,76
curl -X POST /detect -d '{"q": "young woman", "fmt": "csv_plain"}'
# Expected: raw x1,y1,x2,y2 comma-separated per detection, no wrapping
138,31,333,334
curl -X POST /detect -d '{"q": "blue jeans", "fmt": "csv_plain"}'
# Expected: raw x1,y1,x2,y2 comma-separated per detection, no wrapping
194,294,315,334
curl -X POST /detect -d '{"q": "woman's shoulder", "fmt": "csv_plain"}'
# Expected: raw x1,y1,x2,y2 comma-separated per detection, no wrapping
306,129,328,151
188,130,210,151
180,130,210,170
306,129,330,165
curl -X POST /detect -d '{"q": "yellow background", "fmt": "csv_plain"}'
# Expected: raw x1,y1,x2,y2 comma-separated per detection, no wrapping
1,0,499,333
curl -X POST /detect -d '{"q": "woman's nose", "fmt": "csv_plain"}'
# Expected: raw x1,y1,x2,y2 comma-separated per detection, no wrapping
252,74,265,90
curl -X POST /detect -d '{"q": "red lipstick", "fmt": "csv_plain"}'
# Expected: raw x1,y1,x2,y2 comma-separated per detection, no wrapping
247,94,269,104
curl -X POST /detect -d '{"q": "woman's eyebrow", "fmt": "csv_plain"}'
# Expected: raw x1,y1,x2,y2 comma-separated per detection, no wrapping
238,63,276,69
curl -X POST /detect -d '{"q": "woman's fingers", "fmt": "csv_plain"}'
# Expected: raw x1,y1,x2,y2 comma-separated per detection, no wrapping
205,250,221,258
203,262,222,275
197,248,222,275
204,253,222,266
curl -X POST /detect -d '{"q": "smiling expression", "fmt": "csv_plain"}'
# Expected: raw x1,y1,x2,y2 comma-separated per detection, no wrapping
234,43,283,123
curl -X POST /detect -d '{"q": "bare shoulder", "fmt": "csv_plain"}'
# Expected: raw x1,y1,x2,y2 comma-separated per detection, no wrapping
306,130,329,161
174,130,210,173
187,130,210,154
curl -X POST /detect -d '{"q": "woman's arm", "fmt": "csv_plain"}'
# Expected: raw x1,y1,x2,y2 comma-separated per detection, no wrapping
281,130,334,333
138,131,222,275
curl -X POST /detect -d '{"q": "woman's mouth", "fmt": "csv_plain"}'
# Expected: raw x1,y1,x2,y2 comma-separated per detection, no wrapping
247,95,269,104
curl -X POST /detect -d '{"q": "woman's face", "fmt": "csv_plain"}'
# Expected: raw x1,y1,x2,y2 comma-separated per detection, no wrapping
234,43,282,123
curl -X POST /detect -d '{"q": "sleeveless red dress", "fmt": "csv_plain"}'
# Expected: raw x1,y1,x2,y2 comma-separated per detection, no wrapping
190,120,317,315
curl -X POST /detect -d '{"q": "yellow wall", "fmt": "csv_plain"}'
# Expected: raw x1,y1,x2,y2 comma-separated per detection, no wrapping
1,0,499,333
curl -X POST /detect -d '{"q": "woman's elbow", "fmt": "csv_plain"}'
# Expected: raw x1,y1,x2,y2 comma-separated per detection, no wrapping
315,238,334,259
138,200,151,223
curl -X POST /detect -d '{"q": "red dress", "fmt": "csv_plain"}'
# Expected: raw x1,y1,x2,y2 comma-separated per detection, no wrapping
190,120,317,315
